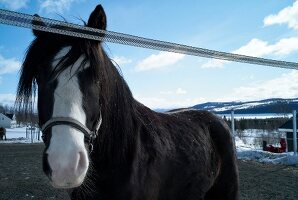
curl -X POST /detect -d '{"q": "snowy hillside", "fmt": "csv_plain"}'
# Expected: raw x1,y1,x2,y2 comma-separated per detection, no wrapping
192,98,298,114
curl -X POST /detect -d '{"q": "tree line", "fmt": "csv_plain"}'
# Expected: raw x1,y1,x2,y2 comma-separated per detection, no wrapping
223,117,289,131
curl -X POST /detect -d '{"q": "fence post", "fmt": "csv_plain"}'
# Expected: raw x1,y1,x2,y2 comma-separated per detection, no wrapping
293,110,297,155
231,110,235,145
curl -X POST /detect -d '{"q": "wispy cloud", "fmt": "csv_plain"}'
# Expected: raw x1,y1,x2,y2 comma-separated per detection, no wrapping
159,88,188,95
219,70,298,102
0,54,21,75
264,1,298,29
112,56,132,65
202,37,298,68
201,59,226,69
176,88,187,95
136,52,185,71
39,0,83,14
0,0,29,11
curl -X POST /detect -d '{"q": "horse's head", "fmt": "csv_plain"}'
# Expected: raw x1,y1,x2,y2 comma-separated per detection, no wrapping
17,5,107,188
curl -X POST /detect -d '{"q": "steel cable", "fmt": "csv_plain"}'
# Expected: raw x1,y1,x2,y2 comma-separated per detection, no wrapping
1,8,298,69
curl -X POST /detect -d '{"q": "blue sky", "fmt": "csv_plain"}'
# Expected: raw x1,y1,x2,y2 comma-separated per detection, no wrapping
1,0,298,109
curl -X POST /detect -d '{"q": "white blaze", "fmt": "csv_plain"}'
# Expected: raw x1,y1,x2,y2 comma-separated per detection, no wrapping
46,46,90,188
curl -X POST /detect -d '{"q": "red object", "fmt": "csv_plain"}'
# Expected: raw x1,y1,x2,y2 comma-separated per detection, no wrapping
265,138,286,153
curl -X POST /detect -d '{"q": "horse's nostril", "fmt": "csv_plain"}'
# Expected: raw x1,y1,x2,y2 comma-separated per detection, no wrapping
42,152,52,177
76,151,88,174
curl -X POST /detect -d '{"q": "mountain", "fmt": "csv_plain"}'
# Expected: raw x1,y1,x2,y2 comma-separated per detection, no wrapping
191,98,298,114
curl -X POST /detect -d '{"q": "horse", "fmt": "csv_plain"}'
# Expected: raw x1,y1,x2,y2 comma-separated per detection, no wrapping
16,5,239,200
0,127,6,140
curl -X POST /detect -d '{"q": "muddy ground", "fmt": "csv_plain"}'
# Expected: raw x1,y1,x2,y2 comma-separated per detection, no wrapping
0,143,297,200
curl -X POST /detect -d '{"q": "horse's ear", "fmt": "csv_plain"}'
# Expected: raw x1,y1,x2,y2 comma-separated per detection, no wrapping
87,5,107,30
32,14,46,37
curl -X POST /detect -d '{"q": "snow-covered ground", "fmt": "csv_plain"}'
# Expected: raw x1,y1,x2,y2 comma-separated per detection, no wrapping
0,127,42,143
236,136,298,165
218,113,291,119
1,127,297,165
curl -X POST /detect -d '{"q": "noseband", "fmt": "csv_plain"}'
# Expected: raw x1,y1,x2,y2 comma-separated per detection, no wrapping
40,112,102,153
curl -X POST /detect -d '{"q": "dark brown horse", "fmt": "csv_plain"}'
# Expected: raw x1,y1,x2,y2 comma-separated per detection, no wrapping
0,127,6,140
16,5,239,200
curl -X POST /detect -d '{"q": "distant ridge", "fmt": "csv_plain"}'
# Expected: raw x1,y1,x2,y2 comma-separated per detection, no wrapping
191,98,298,114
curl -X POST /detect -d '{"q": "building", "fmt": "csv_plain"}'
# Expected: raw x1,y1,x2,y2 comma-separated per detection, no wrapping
0,113,15,128
278,116,298,152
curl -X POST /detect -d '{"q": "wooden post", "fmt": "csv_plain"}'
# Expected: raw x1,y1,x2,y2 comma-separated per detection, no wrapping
293,110,297,155
231,110,235,146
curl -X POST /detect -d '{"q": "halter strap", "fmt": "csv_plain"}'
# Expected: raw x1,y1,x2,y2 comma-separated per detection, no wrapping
41,112,102,153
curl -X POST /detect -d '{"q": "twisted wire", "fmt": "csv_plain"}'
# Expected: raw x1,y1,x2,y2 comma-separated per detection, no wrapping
0,8,298,69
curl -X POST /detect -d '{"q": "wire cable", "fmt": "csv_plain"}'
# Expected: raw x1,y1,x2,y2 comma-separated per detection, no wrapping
1,8,298,70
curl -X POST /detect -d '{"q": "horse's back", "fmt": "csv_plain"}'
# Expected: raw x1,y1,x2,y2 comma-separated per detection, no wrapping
164,109,239,200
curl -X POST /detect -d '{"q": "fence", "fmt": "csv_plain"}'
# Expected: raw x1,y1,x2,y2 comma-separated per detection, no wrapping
25,126,41,143
226,110,298,154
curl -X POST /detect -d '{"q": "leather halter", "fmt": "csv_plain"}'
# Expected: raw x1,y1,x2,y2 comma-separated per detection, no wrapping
40,112,102,153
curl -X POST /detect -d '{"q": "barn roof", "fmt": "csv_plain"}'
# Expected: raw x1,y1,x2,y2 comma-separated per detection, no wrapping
0,113,13,120
5,114,13,120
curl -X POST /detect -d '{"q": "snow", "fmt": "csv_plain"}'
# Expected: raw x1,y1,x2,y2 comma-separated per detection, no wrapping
218,113,291,119
0,127,42,144
214,102,265,112
1,127,297,165
236,136,298,165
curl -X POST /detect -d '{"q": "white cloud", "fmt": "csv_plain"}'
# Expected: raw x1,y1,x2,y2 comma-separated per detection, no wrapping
39,0,83,14
136,52,185,71
264,1,298,29
201,59,226,69
219,70,298,102
0,93,16,106
0,54,21,75
234,37,298,56
160,88,188,95
112,56,132,65
176,88,187,95
202,37,298,68
135,96,205,109
233,38,271,56
159,90,172,95
0,0,29,10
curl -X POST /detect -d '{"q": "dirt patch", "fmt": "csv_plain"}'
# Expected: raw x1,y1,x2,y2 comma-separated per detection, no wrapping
0,143,69,200
238,160,298,200
0,143,297,200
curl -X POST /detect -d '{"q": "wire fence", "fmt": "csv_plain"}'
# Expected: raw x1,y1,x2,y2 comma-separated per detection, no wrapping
222,111,298,153
1,8,298,70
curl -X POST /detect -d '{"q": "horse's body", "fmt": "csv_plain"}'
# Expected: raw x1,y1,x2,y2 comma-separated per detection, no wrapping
16,5,239,200
72,107,238,200
0,127,6,140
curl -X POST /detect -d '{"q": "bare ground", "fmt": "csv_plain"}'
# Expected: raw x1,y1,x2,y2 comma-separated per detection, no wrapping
0,143,297,200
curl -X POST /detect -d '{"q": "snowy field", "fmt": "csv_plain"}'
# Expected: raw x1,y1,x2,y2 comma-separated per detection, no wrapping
236,136,298,165
0,127,42,144
0,127,297,165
